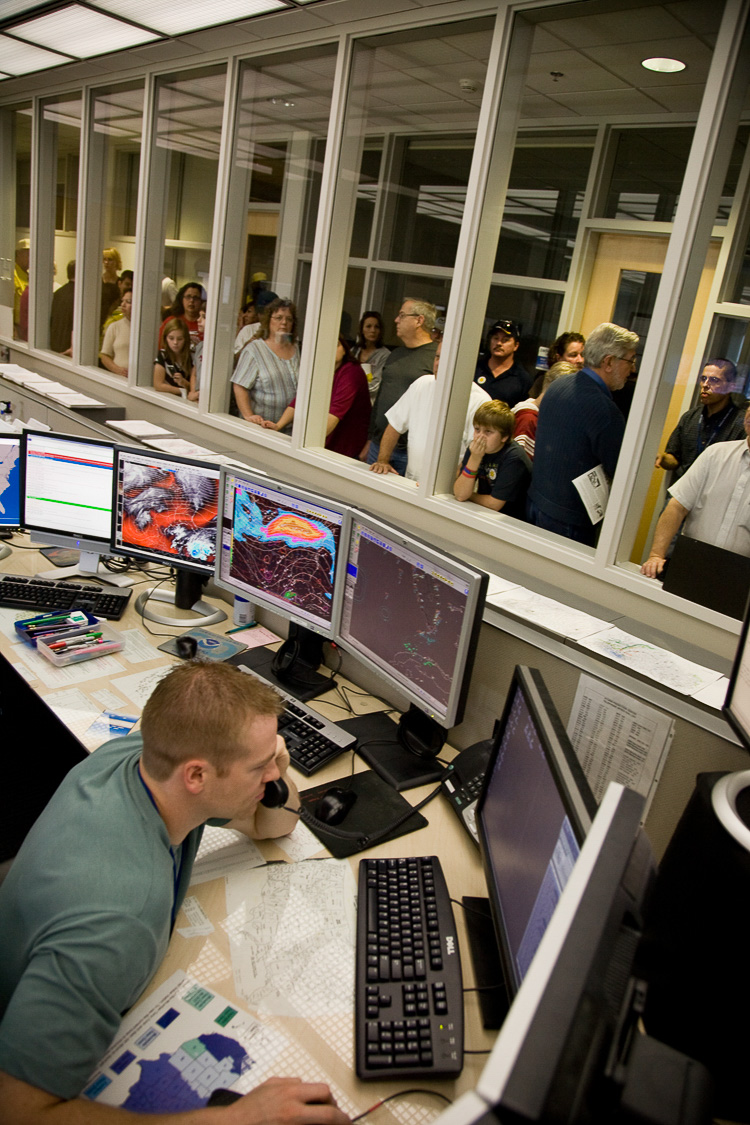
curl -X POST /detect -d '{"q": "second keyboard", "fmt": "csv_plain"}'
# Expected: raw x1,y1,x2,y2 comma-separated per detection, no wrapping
356,856,464,1080
237,664,356,774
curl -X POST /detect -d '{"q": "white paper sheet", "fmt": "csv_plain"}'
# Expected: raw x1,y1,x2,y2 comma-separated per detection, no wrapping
567,673,674,810
578,626,724,696
110,665,174,711
118,628,161,664
105,420,174,438
190,826,265,885
224,859,356,1018
494,586,611,640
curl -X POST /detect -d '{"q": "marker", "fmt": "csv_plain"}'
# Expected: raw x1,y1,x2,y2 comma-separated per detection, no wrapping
48,632,103,651
226,622,259,634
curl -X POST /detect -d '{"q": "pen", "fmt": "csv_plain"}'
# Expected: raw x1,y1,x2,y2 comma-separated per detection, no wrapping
49,640,107,655
226,623,258,634
49,632,104,651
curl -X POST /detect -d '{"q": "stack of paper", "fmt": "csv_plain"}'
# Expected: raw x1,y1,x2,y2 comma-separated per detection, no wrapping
105,419,174,438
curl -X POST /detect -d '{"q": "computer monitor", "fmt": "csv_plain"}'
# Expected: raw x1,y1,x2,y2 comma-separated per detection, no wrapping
111,445,225,626
723,593,750,753
336,510,488,787
214,465,349,697
0,433,22,560
21,430,121,581
472,783,712,1124
470,666,597,1026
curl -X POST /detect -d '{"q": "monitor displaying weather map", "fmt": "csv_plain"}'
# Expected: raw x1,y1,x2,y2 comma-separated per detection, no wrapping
0,435,21,530
337,512,486,726
112,447,220,575
216,468,347,636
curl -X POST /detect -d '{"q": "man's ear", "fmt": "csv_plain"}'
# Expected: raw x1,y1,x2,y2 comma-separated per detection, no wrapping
182,759,210,795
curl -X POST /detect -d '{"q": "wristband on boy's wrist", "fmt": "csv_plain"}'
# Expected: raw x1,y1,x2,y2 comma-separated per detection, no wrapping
461,466,478,478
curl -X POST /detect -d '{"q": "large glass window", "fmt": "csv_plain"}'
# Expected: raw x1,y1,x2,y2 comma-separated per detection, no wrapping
2,103,32,342
209,44,338,416
83,81,144,369
39,94,82,356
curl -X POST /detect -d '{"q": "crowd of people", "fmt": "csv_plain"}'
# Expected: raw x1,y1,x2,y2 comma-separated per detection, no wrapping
14,243,748,566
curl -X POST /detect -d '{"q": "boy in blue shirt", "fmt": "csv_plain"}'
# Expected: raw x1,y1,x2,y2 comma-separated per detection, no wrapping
454,399,532,521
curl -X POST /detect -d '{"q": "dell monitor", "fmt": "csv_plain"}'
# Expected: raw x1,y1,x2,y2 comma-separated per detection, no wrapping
0,432,22,560
21,430,125,583
469,666,596,1026
214,465,349,698
111,445,225,626
336,510,488,788
723,594,750,753
472,783,712,1124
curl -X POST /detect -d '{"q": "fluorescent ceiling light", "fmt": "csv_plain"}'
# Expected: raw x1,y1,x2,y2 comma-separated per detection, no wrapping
90,0,286,36
0,33,71,74
641,57,686,73
10,5,160,57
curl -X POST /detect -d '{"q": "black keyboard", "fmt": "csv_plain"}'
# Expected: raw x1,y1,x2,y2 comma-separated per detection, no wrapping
356,856,463,1080
0,573,132,620
238,664,356,774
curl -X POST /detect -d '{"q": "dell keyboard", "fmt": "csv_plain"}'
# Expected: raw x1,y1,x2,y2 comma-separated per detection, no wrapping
238,664,356,774
0,573,132,620
356,856,463,1080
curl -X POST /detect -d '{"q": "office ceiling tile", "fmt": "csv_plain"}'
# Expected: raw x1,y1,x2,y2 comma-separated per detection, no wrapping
559,87,669,115
527,50,628,94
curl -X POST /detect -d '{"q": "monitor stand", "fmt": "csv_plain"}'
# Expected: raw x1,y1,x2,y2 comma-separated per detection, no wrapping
0,542,10,562
233,624,332,702
36,550,134,588
461,895,510,1029
342,706,446,791
136,570,227,627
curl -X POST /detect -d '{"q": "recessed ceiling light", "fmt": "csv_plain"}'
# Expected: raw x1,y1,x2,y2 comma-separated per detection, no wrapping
641,57,686,73
90,0,286,36
0,34,71,74
9,4,160,57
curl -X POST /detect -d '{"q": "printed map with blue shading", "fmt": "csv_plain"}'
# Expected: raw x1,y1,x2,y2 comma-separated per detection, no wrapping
83,972,289,1113
0,437,20,528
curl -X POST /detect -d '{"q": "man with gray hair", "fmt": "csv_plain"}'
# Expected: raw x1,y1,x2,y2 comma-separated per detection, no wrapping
364,297,438,474
527,322,639,545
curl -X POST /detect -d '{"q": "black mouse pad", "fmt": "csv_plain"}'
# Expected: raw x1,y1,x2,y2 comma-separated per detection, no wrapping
299,770,429,858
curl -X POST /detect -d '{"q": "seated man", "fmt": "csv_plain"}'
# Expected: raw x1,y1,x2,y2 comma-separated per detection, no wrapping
641,406,750,579
369,340,490,482
0,660,349,1125
654,358,747,481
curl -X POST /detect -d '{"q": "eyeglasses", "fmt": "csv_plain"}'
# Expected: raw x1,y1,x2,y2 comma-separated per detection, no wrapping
613,354,637,368
395,311,419,320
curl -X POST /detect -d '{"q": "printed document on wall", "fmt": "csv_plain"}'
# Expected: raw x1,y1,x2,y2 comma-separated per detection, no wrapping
567,673,674,814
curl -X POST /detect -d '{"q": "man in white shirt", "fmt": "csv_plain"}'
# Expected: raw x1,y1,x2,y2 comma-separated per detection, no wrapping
641,406,750,578
369,341,490,482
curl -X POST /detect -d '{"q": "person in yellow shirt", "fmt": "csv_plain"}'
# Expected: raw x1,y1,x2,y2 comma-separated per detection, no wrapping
13,239,29,339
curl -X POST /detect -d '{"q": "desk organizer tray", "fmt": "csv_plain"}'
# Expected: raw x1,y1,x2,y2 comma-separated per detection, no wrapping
36,622,123,666
15,610,99,647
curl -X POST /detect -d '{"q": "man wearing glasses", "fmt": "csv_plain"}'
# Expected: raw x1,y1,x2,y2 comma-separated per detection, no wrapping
528,322,639,546
654,359,747,482
364,299,437,474
473,319,532,408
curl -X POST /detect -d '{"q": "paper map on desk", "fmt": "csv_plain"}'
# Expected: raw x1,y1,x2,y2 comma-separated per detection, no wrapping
83,971,291,1112
579,627,724,695
224,858,356,1018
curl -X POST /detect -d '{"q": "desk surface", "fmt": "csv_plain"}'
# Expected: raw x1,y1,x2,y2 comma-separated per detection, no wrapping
0,539,494,1121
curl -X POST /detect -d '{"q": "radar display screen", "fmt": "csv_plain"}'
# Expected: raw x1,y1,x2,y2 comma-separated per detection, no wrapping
219,472,344,633
113,448,220,574
339,517,472,720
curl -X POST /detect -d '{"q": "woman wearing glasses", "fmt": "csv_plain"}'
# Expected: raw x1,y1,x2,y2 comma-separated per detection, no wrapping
231,298,300,427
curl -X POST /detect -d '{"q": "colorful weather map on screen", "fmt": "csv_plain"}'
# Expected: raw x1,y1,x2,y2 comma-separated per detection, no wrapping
0,437,21,528
115,456,219,571
226,483,341,628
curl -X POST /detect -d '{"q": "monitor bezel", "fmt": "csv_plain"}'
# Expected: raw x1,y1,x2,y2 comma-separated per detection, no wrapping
475,783,650,1117
0,432,22,532
110,444,221,577
723,594,750,754
475,664,598,998
21,429,116,552
213,464,350,640
334,508,488,729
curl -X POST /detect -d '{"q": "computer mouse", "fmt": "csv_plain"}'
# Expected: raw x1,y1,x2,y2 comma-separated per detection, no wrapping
176,635,198,660
314,786,357,826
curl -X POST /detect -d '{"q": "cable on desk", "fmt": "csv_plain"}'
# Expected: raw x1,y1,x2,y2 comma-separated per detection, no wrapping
351,1089,452,1121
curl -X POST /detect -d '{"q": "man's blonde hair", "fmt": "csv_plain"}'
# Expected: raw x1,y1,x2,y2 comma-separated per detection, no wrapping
403,298,437,335
141,661,282,781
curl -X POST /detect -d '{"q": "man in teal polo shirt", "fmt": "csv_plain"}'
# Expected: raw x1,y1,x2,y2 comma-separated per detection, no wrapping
0,661,350,1125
